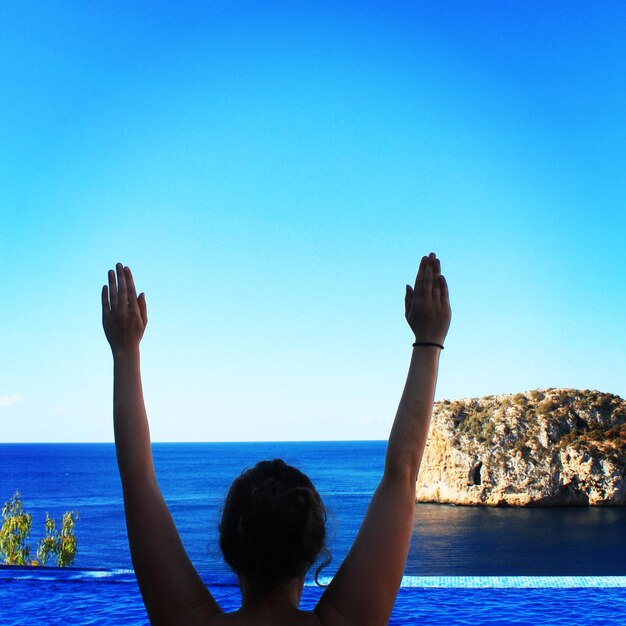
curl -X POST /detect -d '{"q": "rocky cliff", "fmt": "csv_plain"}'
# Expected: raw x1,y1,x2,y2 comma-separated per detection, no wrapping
416,388,626,506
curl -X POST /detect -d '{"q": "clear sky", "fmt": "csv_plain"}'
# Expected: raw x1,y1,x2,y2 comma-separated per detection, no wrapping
1,1,624,442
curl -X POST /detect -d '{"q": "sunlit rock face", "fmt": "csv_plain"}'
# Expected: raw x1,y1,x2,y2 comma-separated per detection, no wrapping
416,389,626,506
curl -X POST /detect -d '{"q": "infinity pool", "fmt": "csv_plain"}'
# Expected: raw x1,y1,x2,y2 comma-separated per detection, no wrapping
1,568,626,625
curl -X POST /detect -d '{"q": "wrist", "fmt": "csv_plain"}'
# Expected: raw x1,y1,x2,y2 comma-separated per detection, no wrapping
412,337,445,349
111,346,141,360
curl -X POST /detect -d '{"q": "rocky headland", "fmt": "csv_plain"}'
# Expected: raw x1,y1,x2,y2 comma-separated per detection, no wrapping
416,388,626,506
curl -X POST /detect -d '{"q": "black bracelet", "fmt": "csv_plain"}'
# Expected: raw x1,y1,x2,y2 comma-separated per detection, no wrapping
413,342,444,350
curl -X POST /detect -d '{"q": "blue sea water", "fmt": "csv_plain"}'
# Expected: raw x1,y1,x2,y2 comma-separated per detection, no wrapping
1,442,626,624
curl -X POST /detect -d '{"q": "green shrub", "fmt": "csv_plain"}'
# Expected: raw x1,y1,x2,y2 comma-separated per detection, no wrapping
0,492,32,565
512,393,526,405
537,398,560,416
37,511,79,567
1,492,78,567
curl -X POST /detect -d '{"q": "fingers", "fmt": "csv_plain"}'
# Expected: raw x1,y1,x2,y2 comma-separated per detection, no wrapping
404,285,413,318
108,270,118,310
439,274,449,304
138,293,148,327
413,253,446,300
101,285,110,315
432,257,441,299
125,267,137,300
422,252,435,297
106,263,143,315
414,256,427,295
124,266,140,313
116,263,127,311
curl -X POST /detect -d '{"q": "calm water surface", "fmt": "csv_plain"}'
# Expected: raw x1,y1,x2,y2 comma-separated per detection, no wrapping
1,442,624,576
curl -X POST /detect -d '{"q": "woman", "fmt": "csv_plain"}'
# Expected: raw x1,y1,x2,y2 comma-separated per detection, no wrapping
102,252,451,625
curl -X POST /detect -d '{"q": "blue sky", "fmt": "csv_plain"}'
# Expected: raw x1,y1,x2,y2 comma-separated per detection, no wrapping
1,1,624,442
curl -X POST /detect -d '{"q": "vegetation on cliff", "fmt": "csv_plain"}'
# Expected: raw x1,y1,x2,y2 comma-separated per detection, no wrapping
441,388,625,456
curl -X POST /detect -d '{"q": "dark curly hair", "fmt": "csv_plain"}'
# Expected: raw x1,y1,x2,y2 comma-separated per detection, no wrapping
219,459,330,587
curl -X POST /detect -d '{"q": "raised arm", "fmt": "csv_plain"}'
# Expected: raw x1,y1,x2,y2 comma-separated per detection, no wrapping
102,264,221,626
315,253,451,626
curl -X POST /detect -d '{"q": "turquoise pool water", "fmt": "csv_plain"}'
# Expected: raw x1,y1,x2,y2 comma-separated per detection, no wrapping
2,568,626,625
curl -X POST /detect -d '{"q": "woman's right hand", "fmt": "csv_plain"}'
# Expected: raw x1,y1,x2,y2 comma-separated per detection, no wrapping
102,263,148,357
404,252,451,346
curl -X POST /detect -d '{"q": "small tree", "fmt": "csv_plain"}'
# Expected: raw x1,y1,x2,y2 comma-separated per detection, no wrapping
36,513,58,565
0,492,32,565
37,511,79,567
57,511,79,567
1,492,79,567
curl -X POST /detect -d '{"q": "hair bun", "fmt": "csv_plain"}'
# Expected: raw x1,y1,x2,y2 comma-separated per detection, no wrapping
219,459,330,587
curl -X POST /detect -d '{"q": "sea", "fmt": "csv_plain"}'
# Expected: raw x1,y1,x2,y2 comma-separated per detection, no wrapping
1,442,626,625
